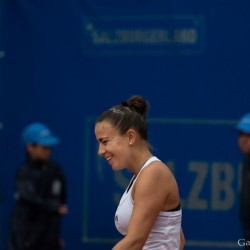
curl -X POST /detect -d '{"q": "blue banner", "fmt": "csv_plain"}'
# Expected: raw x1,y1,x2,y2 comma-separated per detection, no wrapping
83,116,242,249
1,1,250,249
0,0,3,60
0,0,4,248
82,15,205,55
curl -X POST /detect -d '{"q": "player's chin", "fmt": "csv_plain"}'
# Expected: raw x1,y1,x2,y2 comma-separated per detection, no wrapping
110,163,121,171
111,164,119,171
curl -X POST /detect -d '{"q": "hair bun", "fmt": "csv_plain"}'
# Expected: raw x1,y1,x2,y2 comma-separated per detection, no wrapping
126,95,149,119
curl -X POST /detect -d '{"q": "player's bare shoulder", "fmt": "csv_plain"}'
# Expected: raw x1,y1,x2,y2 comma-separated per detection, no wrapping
138,160,173,185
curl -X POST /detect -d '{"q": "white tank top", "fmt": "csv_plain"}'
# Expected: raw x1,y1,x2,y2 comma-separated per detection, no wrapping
114,156,182,250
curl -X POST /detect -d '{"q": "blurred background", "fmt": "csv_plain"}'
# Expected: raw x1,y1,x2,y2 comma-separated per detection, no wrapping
1,0,250,249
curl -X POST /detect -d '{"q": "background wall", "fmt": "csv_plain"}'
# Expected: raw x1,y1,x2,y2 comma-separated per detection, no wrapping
1,0,250,249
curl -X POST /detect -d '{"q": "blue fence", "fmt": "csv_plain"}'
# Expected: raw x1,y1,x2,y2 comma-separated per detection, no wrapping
1,1,250,249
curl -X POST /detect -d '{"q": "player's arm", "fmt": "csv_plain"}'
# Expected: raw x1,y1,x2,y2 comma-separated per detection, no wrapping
112,162,170,250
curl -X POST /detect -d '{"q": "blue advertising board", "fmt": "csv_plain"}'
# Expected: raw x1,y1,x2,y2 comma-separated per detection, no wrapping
1,1,250,249
82,116,242,249
81,15,205,56
0,0,4,248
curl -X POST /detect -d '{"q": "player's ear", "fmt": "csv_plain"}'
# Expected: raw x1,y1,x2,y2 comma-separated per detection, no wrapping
127,129,136,145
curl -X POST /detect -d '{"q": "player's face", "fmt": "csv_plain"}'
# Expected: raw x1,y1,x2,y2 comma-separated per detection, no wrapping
27,144,52,161
238,131,250,156
95,120,130,171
